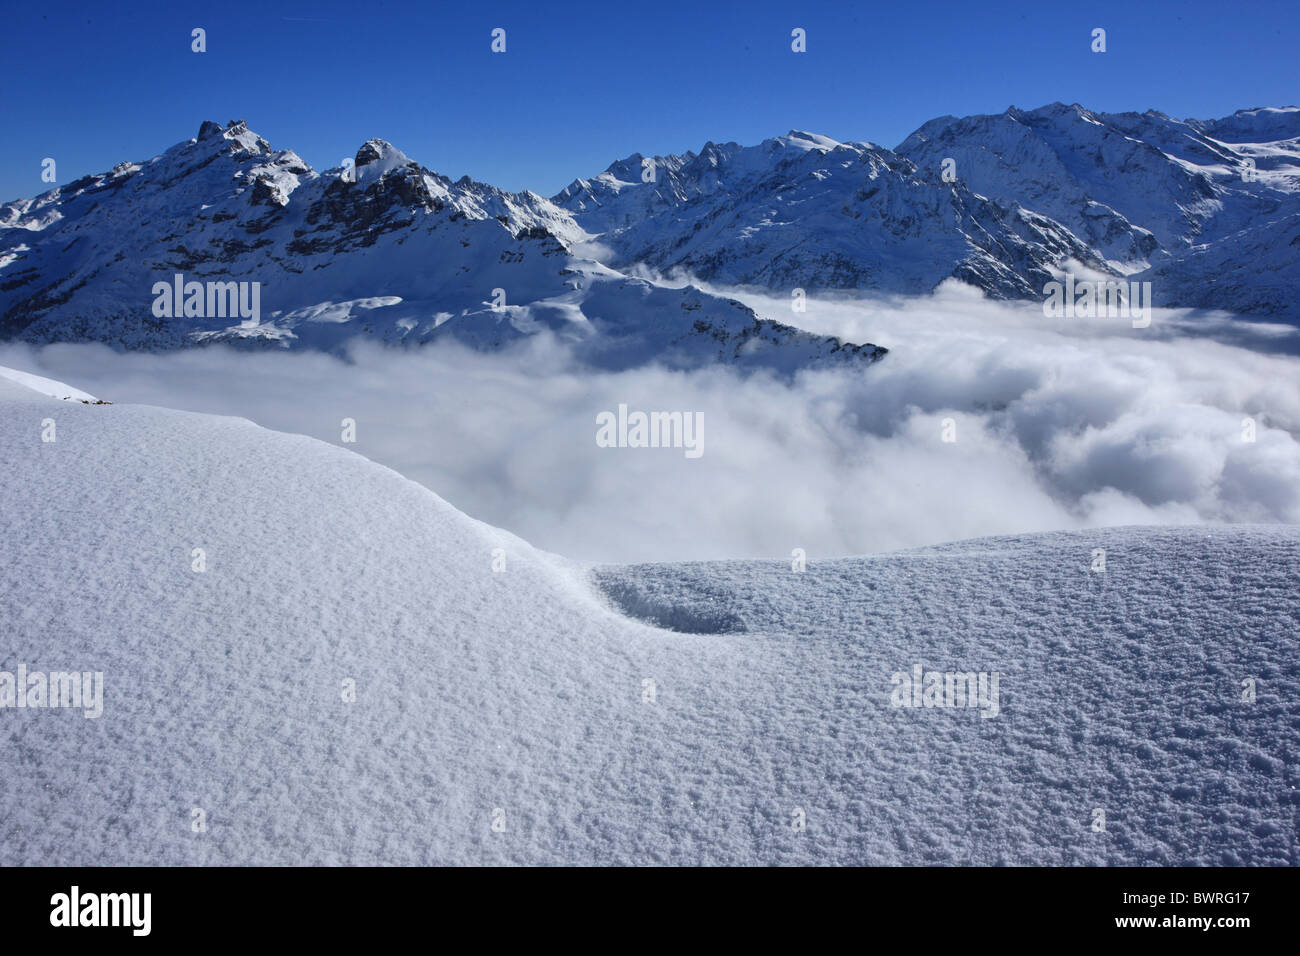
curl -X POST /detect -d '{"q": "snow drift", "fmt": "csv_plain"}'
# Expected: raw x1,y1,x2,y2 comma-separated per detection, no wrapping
0,371,1296,864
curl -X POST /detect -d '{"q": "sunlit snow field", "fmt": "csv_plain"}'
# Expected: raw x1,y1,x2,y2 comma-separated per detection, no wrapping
1,366,1297,865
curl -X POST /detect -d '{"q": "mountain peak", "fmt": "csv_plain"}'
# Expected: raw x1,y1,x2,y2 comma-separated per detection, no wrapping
192,119,271,156
354,139,415,182
776,130,841,151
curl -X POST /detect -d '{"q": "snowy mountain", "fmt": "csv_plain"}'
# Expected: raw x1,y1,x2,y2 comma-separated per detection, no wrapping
558,104,1300,317
2,368,1296,865
0,121,885,371
897,103,1300,314
4,103,1297,364
554,129,1109,299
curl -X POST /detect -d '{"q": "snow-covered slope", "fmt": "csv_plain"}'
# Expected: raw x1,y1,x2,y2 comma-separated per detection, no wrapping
0,122,884,371
0,364,100,403
2,371,1295,864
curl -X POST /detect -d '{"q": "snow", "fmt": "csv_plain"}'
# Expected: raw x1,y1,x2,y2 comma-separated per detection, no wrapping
354,139,414,183
273,296,405,325
1,369,1295,865
0,365,98,402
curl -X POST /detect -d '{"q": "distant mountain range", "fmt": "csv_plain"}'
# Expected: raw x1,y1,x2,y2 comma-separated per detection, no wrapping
556,103,1300,316
0,121,882,372
2,103,1296,367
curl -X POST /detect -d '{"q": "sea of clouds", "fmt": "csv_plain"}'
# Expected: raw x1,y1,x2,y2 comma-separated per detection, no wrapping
5,280,1299,563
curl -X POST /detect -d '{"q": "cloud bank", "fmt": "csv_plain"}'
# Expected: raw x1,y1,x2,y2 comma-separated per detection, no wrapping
4,282,1299,563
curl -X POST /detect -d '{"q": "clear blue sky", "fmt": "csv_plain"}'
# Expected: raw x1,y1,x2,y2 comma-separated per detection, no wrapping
2,0,1296,202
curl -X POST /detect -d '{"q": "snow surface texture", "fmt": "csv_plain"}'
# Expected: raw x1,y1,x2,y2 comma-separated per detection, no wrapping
2,371,1296,865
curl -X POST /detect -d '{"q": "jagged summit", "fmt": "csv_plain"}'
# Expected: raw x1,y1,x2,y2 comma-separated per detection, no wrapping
353,138,416,181
0,120,885,369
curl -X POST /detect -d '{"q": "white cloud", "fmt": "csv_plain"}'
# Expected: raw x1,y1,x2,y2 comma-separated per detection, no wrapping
4,283,1298,563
